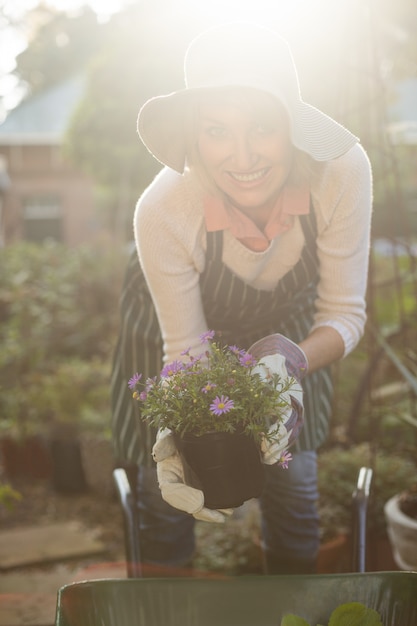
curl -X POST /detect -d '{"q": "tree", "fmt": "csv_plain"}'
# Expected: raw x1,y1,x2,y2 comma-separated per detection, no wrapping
14,5,105,95
64,1,209,238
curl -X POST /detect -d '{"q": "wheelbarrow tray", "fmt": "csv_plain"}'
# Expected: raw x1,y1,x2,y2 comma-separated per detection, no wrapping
56,571,417,626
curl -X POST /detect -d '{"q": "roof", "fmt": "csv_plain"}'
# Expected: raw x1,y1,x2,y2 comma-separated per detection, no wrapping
0,75,85,146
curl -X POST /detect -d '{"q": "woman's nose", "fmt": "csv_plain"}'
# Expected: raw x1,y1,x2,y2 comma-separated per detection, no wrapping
232,134,257,169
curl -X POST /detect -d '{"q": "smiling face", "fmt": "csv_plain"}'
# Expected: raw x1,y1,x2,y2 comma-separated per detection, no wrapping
193,88,294,222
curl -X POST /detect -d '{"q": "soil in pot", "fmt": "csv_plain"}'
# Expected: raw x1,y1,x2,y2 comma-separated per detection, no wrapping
174,430,265,509
398,486,417,520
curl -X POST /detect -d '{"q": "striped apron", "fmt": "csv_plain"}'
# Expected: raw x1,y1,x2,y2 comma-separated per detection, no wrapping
110,205,333,467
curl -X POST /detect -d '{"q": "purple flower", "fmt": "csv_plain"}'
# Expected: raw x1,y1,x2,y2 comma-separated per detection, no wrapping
128,372,142,389
186,353,203,367
160,360,185,377
239,351,257,368
139,391,148,401
180,347,191,357
228,345,244,356
201,382,217,394
199,330,215,344
278,450,293,469
210,395,235,416
145,377,157,390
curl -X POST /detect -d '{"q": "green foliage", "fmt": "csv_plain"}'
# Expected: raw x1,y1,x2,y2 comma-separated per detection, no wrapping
23,358,112,432
15,6,105,94
131,334,294,443
281,602,383,626
0,240,123,358
194,501,262,574
0,483,22,510
281,615,310,626
0,241,125,436
317,444,417,540
370,251,417,330
328,603,382,626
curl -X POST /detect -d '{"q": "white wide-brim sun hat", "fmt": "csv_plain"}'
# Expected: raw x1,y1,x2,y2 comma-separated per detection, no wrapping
137,22,358,174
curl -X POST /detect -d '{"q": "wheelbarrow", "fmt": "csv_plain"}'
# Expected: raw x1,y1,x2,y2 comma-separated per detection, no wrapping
55,571,417,625
54,467,417,625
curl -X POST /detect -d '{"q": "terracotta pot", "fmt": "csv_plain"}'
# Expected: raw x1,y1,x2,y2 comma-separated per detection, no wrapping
49,436,87,494
317,534,350,574
0,435,52,480
174,430,265,509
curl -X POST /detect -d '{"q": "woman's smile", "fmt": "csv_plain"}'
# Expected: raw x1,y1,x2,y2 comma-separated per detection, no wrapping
227,167,271,184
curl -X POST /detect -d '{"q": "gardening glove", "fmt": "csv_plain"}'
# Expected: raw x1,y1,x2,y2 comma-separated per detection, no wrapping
249,333,308,383
152,428,234,523
249,348,305,463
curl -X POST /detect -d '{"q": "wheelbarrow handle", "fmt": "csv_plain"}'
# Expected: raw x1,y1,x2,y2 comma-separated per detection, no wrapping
113,467,143,577
352,466,373,573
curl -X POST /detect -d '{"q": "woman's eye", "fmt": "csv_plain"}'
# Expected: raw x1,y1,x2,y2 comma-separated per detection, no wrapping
206,126,227,138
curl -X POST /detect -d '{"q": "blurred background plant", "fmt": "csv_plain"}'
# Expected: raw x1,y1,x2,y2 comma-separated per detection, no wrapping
0,240,124,441
317,444,417,542
0,482,21,509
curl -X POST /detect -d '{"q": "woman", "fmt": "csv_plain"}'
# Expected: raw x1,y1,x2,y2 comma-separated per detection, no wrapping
111,22,372,574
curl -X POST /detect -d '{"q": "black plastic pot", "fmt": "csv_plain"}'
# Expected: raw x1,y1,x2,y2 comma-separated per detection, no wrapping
174,430,265,509
49,436,87,494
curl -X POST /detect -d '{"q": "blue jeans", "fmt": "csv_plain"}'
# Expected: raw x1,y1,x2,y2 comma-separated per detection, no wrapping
136,451,319,570
260,450,319,572
136,465,196,567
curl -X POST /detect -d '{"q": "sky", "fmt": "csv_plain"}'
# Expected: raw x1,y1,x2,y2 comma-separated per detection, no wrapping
1,0,125,21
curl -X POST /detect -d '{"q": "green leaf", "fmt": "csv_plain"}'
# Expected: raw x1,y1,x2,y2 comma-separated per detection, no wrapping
328,602,383,626
280,614,310,626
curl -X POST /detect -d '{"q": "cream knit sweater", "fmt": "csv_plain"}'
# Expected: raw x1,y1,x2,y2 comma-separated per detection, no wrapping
134,143,372,364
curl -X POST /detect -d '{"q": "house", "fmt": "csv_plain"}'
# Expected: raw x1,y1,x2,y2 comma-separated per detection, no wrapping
0,75,102,246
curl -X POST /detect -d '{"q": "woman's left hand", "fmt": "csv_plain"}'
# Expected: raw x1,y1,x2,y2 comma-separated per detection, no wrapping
251,352,304,461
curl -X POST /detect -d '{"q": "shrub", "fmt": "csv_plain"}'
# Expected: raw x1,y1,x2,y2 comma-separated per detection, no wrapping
0,241,126,437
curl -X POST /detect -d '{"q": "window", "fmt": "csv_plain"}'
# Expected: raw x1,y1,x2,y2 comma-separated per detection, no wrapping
23,195,63,243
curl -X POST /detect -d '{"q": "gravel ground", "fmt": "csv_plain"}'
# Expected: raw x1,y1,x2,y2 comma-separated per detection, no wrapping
1,476,126,569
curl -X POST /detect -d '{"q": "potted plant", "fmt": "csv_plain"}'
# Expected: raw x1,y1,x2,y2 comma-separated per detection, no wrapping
129,330,300,509
27,357,115,495
384,485,417,570
382,413,417,571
